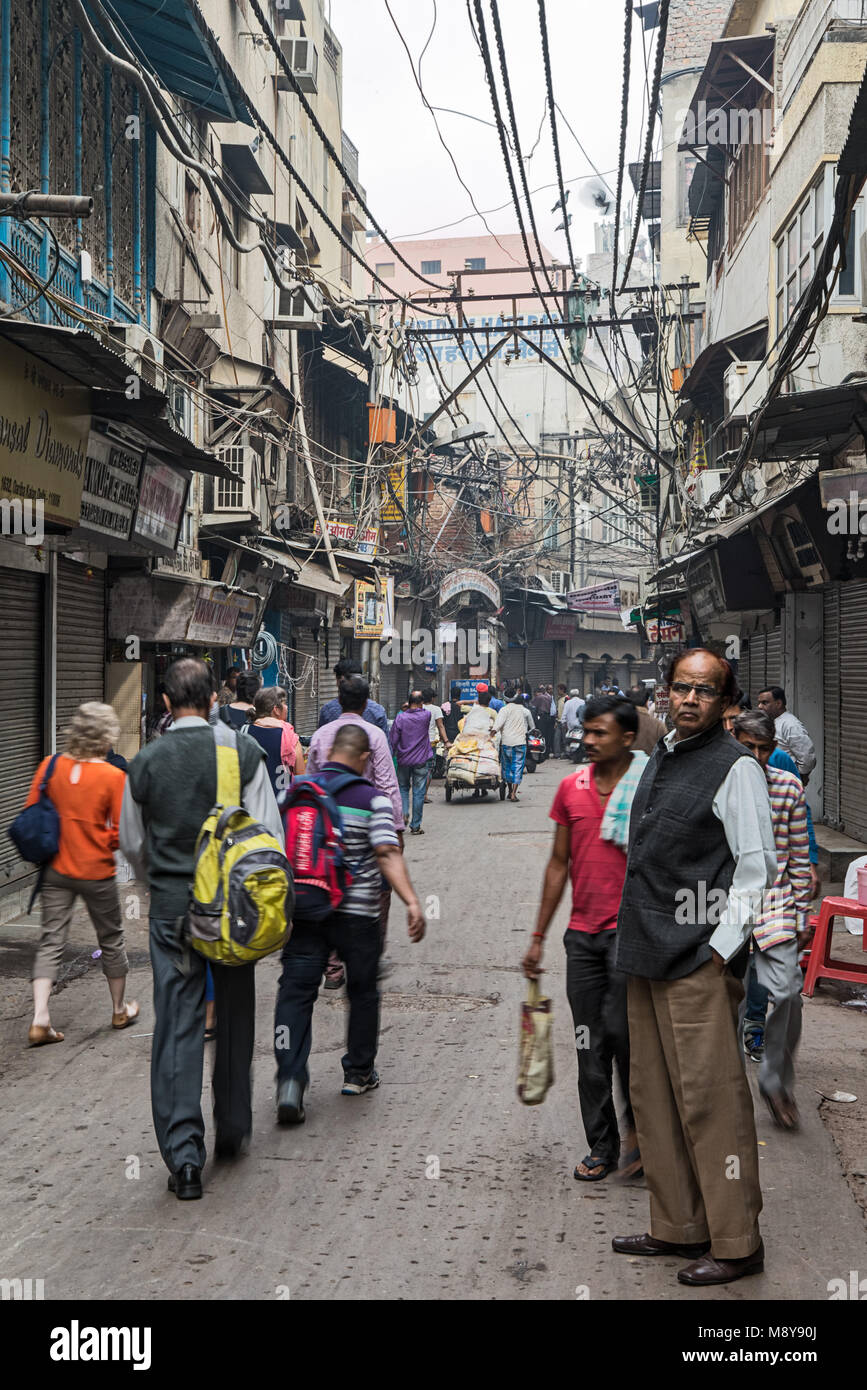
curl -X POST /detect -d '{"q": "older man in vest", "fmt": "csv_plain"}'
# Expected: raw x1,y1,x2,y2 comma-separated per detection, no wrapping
612,648,777,1286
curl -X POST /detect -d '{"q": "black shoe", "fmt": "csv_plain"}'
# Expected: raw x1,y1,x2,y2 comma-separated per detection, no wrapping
612,1232,711,1258
214,1132,250,1159
341,1068,380,1096
276,1078,306,1125
167,1163,202,1200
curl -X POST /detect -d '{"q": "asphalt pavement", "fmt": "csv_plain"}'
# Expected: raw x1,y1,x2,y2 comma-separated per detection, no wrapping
1,757,866,1301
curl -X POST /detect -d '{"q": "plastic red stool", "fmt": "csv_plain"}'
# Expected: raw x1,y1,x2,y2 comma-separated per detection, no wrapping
801,896,867,997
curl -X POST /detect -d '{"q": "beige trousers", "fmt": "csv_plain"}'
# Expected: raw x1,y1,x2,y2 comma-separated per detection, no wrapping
627,959,763,1260
33,868,128,982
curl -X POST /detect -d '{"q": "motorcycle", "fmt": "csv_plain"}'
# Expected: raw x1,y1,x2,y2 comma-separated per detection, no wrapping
564,727,585,763
525,727,546,773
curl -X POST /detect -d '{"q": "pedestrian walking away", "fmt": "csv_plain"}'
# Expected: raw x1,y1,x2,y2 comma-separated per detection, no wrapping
274,723,426,1123
732,711,812,1131
422,685,451,801
23,702,138,1046
244,685,306,796
218,670,262,732
612,648,777,1287
318,658,389,734
389,689,434,834
523,695,648,1182
494,690,534,801
307,675,405,982
120,658,283,1201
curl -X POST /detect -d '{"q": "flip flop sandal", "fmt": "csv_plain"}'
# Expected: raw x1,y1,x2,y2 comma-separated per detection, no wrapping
112,1002,140,1030
616,1146,645,1179
574,1154,617,1182
28,1024,65,1047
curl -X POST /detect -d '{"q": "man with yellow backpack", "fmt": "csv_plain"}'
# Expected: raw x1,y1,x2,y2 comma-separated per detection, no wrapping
121,658,286,1201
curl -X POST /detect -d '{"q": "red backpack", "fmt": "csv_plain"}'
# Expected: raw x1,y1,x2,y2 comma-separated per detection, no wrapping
279,773,366,920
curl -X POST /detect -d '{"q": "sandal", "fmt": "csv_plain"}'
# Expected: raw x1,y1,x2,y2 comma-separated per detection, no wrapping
616,1146,644,1179
763,1091,799,1131
574,1153,617,1182
112,1001,140,1030
28,1024,65,1047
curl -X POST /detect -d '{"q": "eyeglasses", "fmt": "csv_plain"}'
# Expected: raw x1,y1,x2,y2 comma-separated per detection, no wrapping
670,681,721,701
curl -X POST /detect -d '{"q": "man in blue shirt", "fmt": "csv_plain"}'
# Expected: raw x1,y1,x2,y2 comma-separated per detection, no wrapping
319,658,389,733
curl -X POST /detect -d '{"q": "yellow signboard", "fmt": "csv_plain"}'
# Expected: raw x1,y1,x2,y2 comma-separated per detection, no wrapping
0,338,91,525
354,579,383,638
380,461,406,523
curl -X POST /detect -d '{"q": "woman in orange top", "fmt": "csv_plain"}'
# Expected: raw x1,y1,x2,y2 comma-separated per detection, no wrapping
25,702,138,1046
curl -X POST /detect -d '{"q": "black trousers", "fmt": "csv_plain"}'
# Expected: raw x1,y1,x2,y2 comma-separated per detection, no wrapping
274,912,381,1083
564,927,633,1166
149,916,255,1172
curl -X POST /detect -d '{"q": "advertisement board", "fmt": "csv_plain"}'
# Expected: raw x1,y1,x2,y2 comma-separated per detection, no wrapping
0,337,90,525
566,580,621,613
132,460,188,554
78,427,142,540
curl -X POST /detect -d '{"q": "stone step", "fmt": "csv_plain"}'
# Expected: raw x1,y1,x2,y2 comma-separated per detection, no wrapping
814,825,867,882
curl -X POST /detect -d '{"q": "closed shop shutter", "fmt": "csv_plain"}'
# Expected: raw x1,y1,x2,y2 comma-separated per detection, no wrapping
319,624,341,707
378,661,404,721
765,626,782,690
0,569,44,890
499,647,525,687
738,639,751,705
293,628,320,736
745,631,766,697
839,581,867,839
525,641,556,689
56,558,105,743
823,587,841,828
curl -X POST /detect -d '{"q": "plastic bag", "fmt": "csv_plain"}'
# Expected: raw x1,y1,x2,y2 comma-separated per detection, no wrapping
517,979,554,1105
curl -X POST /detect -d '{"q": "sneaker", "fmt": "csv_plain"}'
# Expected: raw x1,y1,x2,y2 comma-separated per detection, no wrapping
341,1068,380,1096
744,1028,765,1062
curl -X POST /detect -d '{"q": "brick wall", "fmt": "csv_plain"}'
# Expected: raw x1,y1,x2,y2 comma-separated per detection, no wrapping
663,0,731,73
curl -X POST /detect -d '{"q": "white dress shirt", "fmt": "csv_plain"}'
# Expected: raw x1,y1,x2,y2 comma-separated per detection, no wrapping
774,710,817,778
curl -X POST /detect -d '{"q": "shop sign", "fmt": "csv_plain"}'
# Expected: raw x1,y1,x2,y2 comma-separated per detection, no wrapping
78,427,142,540
645,611,685,644
227,591,258,646
354,579,383,638
543,615,578,640
186,586,239,645
566,580,621,613
688,551,725,627
314,517,379,555
380,462,406,523
438,568,500,610
153,542,202,580
132,460,188,554
0,337,90,525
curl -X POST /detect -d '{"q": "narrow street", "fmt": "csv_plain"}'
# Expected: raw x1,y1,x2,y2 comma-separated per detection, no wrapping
2,759,865,1302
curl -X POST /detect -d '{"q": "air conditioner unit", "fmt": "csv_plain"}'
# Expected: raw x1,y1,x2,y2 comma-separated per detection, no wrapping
277,38,319,93
724,360,769,419
214,444,259,514
268,282,323,331
685,468,728,509
549,570,574,594
114,324,165,391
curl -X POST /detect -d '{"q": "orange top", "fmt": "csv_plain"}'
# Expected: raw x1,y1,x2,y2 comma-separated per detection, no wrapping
25,755,126,880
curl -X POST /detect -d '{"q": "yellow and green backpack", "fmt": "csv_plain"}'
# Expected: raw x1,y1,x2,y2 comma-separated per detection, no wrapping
188,743,293,966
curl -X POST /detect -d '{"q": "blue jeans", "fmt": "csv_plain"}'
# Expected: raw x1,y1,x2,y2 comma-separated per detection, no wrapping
397,761,429,830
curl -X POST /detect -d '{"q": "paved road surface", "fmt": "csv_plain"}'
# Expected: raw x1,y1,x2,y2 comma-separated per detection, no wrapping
1,759,865,1300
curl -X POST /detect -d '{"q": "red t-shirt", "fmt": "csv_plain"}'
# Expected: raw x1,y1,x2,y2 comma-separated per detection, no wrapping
549,766,628,933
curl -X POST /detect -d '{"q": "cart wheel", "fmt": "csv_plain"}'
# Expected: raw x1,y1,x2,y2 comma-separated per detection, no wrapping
445,782,453,802
499,781,507,800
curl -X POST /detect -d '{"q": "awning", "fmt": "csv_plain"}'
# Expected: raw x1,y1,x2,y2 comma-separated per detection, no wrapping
0,321,230,476
678,322,767,403
294,564,353,599
221,143,272,196
679,36,774,150
109,1,250,123
754,381,867,460
322,344,368,382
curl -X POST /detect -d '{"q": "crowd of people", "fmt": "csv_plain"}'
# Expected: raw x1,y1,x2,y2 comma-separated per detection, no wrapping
523,649,818,1287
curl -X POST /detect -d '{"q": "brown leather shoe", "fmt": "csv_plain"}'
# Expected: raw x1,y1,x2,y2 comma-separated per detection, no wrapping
677,1240,764,1286
612,1232,711,1258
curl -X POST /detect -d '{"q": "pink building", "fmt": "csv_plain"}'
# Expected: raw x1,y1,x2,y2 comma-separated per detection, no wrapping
366,233,565,322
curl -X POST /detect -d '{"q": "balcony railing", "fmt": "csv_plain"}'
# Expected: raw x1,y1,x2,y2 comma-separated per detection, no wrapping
1,218,137,327
781,0,867,110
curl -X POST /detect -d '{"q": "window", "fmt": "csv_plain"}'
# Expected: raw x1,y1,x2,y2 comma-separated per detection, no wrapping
375,262,395,278
727,89,771,251
542,496,559,551
184,175,199,234
774,169,850,335
677,153,698,229
465,257,486,272
421,259,442,275
341,219,353,285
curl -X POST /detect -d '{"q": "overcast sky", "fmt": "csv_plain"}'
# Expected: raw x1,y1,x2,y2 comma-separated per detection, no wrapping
329,0,656,269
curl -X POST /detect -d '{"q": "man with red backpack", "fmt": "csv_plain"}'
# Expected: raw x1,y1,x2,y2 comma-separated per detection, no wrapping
274,723,426,1122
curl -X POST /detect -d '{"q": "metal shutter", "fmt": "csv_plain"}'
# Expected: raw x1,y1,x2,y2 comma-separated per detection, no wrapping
378,661,404,721
293,629,320,736
765,626,782,690
747,632,767,695
526,641,556,689
320,624,341,706
823,587,841,828
56,558,105,744
738,638,751,704
0,569,43,890
839,582,867,839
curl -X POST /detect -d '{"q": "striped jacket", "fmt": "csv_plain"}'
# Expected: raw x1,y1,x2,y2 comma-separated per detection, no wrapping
753,766,812,950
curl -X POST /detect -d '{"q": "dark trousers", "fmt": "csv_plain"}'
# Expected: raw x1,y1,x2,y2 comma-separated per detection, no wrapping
275,912,381,1083
564,927,633,1165
744,956,770,1026
149,916,255,1172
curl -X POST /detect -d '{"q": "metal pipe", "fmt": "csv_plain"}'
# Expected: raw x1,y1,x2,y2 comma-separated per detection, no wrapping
103,64,113,318
0,193,93,217
0,0,10,305
144,115,156,326
131,90,141,319
73,26,83,264
39,0,50,319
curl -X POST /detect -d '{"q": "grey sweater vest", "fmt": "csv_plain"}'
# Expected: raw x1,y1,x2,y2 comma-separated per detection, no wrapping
614,721,753,981
128,727,264,917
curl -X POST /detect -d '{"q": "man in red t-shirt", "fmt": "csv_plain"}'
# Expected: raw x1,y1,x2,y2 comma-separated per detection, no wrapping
522,695,645,1182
